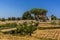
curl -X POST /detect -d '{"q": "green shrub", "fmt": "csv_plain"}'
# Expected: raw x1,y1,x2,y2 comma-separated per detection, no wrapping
58,22,60,25
0,22,38,36
0,23,17,29
1,18,6,21
51,21,56,25
6,23,17,28
16,22,37,36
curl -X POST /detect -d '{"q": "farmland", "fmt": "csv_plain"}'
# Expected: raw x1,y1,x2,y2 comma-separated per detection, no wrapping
0,0,60,40
0,28,60,40
32,29,60,40
0,20,60,40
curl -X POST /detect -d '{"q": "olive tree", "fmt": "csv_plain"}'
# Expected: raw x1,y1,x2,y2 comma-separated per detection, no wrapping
22,11,33,20
30,8,47,21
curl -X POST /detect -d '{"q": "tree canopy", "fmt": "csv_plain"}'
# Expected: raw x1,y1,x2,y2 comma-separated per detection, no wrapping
30,8,47,15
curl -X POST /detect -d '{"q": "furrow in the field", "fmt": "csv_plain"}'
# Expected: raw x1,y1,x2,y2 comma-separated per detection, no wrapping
43,33,48,38
44,31,54,38
55,31,60,40
55,32,59,38
46,33,52,38
52,31,57,38
57,33,60,40
54,32,58,38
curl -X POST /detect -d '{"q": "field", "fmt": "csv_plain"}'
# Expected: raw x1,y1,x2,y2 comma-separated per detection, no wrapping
0,29,59,40
0,33,40,40
32,29,60,40
0,20,60,40
0,20,58,27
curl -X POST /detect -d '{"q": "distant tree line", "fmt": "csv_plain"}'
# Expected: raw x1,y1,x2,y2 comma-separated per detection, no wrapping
0,8,59,21
0,8,48,21
0,17,22,21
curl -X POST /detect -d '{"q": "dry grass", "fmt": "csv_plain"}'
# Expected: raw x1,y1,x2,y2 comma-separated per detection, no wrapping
0,20,59,40
32,29,60,40
0,29,57,40
0,33,41,40
0,20,57,27
0,33,57,40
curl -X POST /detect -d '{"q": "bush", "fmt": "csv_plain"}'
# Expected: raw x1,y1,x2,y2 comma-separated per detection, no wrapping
1,18,6,21
16,22,37,36
16,17,21,20
51,21,56,25
0,23,17,29
0,22,38,36
6,23,17,27
58,22,60,25
7,17,17,21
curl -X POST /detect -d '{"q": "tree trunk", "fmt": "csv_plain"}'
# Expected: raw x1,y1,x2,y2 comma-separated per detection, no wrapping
29,32,32,36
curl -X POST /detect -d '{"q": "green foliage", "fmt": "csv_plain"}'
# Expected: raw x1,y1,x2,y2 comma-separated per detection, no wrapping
51,21,56,25
16,22,37,36
39,17,46,22
0,23,17,28
22,11,33,20
57,18,60,20
7,17,12,21
22,8,47,20
51,15,57,20
11,17,17,20
7,17,17,21
30,8,47,15
6,23,17,27
16,17,21,20
7,17,21,21
1,18,6,21
58,22,60,26
30,8,47,21
0,8,48,21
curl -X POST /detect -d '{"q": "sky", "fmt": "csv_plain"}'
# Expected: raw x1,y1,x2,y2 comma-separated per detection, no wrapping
0,0,60,18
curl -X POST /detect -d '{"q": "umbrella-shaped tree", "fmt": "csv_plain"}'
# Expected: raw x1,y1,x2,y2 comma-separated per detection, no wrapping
30,8,47,21
22,11,33,20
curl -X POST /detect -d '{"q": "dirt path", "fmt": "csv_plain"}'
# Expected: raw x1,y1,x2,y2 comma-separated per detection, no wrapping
0,27,16,32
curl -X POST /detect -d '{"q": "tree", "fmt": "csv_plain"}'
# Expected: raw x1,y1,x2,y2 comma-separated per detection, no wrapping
57,18,60,20
16,22,37,36
8,17,17,21
22,11,33,20
16,17,21,20
1,18,6,21
51,15,57,20
30,8,47,21
7,17,12,21
11,17,16,20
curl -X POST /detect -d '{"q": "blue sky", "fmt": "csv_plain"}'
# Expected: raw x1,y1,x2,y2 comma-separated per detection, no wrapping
0,0,60,18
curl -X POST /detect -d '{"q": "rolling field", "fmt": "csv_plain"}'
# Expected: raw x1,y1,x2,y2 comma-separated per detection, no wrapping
0,20,60,40
0,20,58,27
0,29,60,40
32,29,60,40
0,34,40,40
